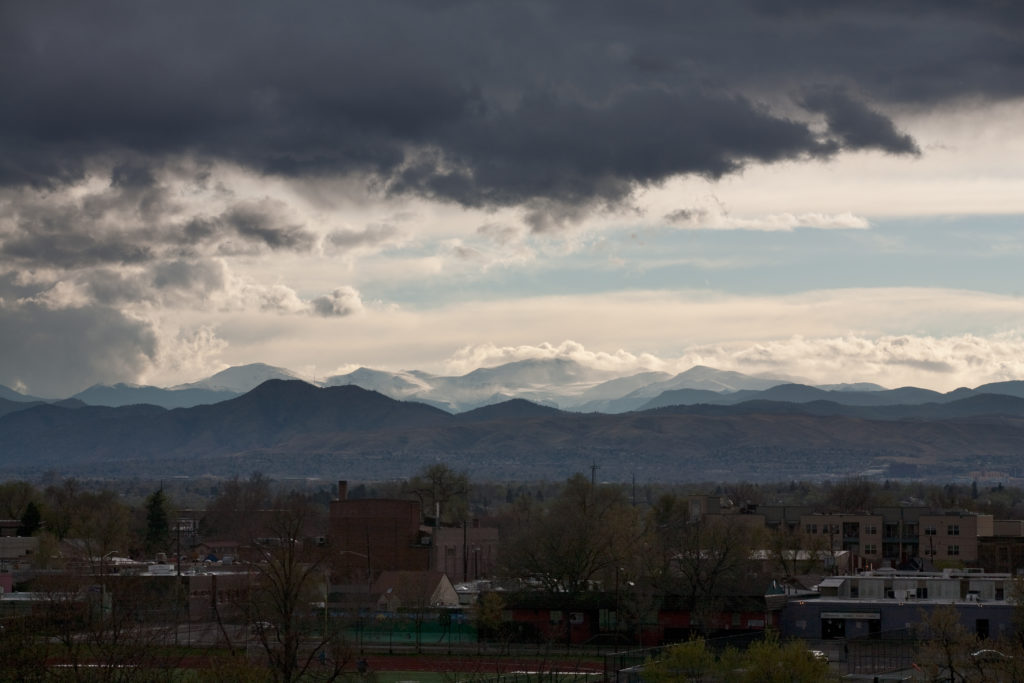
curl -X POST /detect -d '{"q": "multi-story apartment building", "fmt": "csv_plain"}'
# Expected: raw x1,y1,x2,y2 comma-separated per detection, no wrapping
918,511,993,564
795,509,992,567
690,496,995,568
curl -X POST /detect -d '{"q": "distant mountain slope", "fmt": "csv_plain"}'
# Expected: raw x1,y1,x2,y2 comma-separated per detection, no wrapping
644,394,1024,420
457,398,565,422
971,380,1024,399
641,383,954,411
0,396,45,418
72,383,240,409
590,366,795,413
323,367,431,398
568,371,674,411
655,365,795,393
323,357,622,412
0,385,46,402
174,363,301,393
0,380,453,471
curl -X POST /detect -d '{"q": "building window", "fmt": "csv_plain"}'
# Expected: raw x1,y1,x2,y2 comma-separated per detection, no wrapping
948,545,960,556
948,524,960,536
865,524,877,535
863,544,877,555
806,524,817,534
924,526,937,535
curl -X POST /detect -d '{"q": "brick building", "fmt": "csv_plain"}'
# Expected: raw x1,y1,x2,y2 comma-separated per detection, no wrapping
328,480,498,583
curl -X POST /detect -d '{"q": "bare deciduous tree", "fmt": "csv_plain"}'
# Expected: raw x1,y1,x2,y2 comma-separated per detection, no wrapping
501,474,641,595
246,492,351,683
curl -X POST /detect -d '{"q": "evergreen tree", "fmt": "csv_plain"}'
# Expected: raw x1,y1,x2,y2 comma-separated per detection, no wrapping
144,488,171,556
18,501,41,536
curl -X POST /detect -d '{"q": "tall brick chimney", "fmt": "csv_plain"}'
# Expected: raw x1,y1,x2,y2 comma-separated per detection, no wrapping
338,480,348,500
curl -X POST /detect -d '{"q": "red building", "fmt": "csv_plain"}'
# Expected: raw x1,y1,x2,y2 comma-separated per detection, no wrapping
329,481,431,581
327,480,499,583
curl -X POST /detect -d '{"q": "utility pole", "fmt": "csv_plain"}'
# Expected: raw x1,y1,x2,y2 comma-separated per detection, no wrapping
590,462,600,487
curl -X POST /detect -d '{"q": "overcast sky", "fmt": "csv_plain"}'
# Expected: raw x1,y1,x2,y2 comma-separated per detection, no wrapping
3,1,1024,396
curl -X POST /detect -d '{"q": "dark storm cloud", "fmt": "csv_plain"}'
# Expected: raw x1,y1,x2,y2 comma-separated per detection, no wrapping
0,175,315,270
0,301,157,397
800,87,919,155
4,1,1020,211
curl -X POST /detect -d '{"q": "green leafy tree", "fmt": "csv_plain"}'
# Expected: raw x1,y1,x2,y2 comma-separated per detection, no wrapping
736,631,835,682
643,638,716,682
913,605,977,682
645,632,835,682
474,591,508,643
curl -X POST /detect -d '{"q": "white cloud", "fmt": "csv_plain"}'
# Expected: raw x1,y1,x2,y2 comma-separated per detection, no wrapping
184,286,1024,393
445,333,1024,392
640,98,1024,221
664,203,870,231
137,324,230,387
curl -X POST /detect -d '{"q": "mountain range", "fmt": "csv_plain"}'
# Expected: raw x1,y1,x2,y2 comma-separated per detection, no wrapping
2,360,1022,416
4,375,1024,483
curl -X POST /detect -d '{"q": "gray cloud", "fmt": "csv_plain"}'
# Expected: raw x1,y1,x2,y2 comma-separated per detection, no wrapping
886,357,956,373
477,223,523,246
326,223,401,250
6,1,1013,210
310,286,363,317
17,258,230,310
0,176,316,270
151,259,226,293
222,199,316,251
0,301,157,396
664,208,709,225
1,227,155,269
